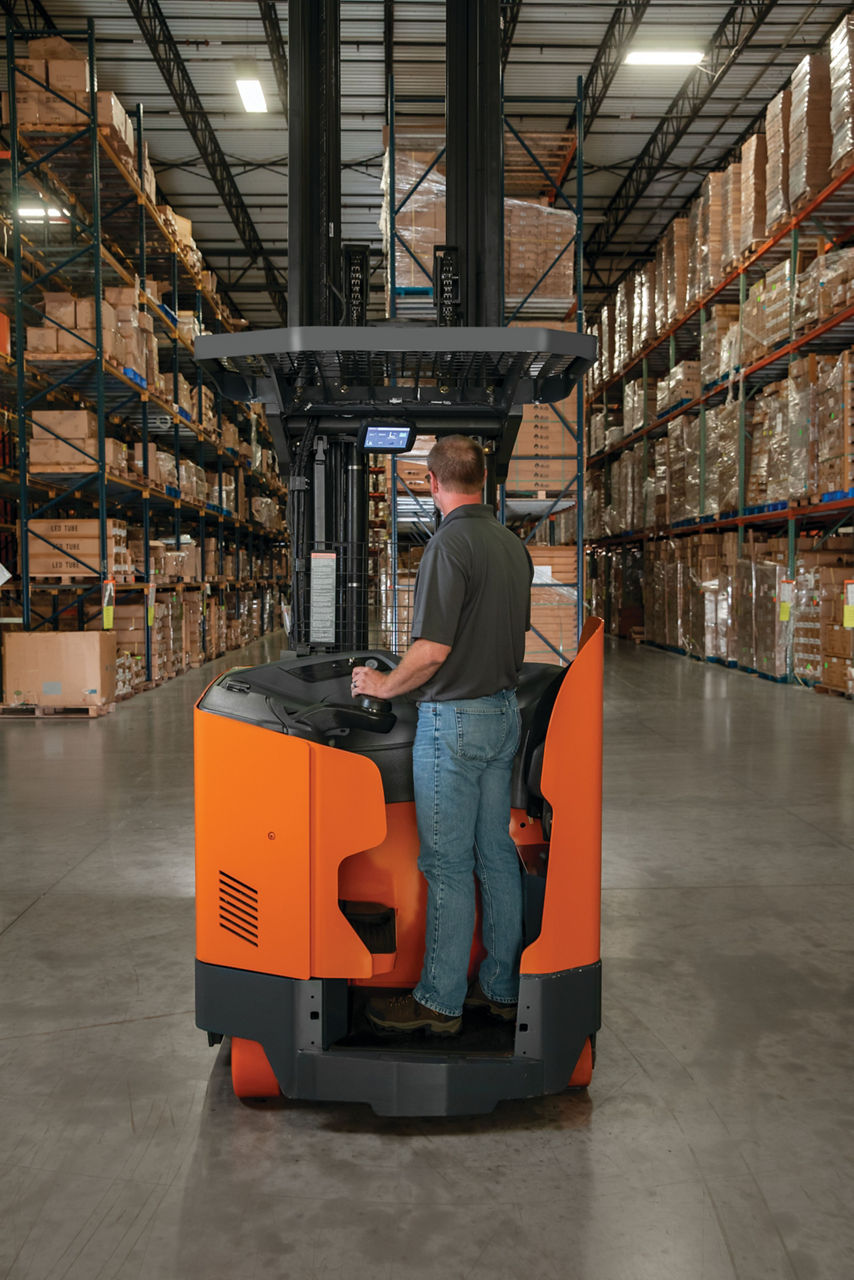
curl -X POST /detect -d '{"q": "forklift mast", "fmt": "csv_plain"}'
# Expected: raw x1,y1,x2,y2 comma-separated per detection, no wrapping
194,0,595,653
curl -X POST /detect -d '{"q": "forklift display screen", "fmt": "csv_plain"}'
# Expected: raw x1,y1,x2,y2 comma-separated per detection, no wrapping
358,422,416,453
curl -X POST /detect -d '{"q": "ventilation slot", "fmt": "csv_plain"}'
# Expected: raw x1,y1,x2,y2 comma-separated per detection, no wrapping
219,871,259,947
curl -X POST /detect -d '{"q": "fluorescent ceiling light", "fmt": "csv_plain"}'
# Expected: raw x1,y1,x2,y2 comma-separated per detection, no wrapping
18,207,45,217
625,50,704,66
236,77,267,113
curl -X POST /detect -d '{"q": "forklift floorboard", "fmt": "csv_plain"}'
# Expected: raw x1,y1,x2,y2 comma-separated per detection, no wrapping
1,633,853,1279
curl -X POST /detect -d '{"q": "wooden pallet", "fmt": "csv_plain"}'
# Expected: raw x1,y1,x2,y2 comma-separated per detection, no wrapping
0,702,115,719
814,684,850,699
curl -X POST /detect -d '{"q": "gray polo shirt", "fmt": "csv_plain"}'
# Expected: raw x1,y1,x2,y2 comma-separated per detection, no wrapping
410,504,533,701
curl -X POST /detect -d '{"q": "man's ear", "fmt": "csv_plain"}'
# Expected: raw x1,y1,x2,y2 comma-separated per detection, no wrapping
429,470,439,495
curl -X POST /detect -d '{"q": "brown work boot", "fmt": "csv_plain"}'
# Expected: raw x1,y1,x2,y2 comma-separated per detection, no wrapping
464,979,517,1023
366,992,462,1037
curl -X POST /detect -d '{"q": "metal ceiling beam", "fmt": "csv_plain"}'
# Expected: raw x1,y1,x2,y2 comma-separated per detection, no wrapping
584,0,781,287
578,0,653,139
126,0,288,324
258,0,288,123
0,0,57,33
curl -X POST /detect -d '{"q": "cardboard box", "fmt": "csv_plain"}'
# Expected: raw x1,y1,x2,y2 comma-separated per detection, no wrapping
28,36,87,62
15,59,47,85
26,326,57,354
42,292,76,327
31,409,98,441
47,59,89,93
39,89,86,125
2,631,116,707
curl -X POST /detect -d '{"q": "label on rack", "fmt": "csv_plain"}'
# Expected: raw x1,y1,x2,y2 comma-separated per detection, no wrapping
102,578,115,630
147,583,156,627
844,580,854,629
779,579,794,623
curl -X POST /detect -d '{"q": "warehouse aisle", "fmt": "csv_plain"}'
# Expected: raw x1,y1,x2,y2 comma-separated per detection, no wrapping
1,637,853,1280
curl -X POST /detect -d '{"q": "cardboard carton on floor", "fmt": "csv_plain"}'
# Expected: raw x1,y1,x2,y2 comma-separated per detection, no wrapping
2,631,116,707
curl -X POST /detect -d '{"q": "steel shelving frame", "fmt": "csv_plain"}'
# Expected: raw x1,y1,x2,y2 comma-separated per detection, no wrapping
584,149,854,681
2,17,288,682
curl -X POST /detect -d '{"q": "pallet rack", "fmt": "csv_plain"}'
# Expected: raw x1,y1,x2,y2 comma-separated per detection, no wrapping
0,19,288,695
584,118,854,683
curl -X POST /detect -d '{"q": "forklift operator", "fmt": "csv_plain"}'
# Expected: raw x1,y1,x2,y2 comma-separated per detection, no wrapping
350,434,534,1036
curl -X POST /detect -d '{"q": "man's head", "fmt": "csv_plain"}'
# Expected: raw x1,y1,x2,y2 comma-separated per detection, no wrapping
426,436,485,513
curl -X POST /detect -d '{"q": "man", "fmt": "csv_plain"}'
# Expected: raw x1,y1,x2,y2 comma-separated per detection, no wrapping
351,434,533,1035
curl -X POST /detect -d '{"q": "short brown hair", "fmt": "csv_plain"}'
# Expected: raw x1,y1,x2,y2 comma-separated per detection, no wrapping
426,435,485,494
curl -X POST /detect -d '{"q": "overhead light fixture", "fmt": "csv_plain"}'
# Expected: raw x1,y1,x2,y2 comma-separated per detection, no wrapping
235,61,267,113
18,206,46,218
625,50,704,66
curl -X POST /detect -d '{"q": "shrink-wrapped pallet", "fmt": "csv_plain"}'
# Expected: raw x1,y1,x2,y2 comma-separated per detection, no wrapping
599,301,615,386
699,172,724,295
793,564,822,682
816,350,854,495
700,304,740,387
753,560,790,678
765,88,792,232
623,376,657,435
654,236,668,333
686,195,702,307
762,259,791,349
653,437,669,531
667,415,701,523
830,14,854,176
614,276,634,375
741,279,765,366
631,263,656,357
789,52,832,213
721,162,742,274
788,355,824,499
666,216,691,324
716,397,743,516
740,133,767,256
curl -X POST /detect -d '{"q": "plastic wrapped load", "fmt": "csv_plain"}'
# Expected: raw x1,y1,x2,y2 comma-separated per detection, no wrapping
740,132,767,256
830,13,854,175
765,88,792,231
789,51,832,212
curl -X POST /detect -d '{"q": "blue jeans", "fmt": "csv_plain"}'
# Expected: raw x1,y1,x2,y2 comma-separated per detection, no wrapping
412,689,523,1017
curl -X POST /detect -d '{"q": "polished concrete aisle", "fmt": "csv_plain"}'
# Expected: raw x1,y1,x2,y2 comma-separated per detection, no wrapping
1,636,853,1279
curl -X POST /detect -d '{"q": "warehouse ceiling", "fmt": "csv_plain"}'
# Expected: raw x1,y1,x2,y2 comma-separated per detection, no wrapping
2,0,853,325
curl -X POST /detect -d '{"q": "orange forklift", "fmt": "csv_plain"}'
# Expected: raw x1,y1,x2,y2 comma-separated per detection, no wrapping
193,0,600,1116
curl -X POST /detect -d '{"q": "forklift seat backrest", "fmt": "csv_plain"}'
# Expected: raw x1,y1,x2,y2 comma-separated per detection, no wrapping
510,662,570,809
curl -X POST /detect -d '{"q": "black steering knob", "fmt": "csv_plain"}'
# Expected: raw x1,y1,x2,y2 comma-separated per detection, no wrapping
354,693,392,716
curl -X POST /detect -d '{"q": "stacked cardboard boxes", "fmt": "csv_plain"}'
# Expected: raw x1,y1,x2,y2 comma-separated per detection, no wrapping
789,52,832,213
28,408,126,476
740,133,768,256
26,517,130,580
765,88,792,231
699,172,724,296
700,305,740,386
830,14,854,176
656,361,701,415
721,162,742,274
526,545,578,665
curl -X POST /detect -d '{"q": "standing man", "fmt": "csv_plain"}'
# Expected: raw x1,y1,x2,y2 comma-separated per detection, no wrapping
351,434,533,1035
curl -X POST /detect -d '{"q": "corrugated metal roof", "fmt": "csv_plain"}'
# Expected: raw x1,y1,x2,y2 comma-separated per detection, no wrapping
7,0,854,321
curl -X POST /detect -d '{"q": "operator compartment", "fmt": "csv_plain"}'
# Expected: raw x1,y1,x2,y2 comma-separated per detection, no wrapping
198,650,562,813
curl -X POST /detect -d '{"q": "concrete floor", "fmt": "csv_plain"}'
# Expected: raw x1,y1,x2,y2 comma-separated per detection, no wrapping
1,635,853,1279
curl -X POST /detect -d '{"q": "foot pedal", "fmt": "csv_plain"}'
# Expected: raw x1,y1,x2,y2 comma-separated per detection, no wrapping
339,900,396,954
